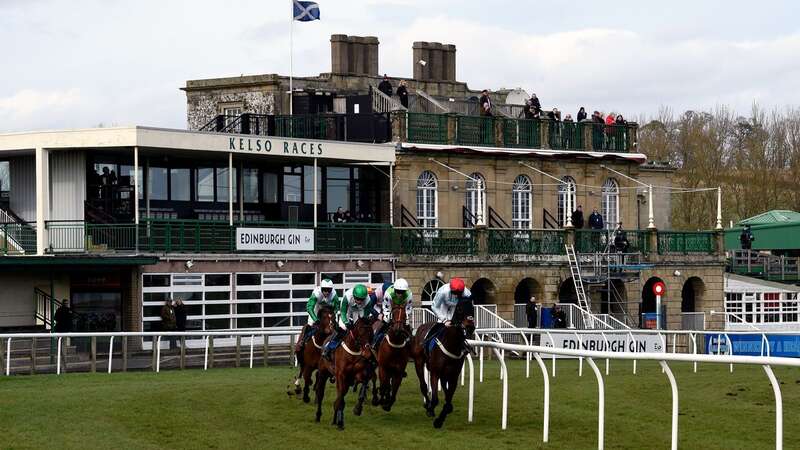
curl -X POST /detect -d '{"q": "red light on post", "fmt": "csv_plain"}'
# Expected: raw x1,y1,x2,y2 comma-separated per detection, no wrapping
652,281,666,297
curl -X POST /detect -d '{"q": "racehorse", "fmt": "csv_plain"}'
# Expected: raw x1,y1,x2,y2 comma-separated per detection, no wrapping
315,316,375,430
289,305,334,403
376,304,411,411
409,301,475,428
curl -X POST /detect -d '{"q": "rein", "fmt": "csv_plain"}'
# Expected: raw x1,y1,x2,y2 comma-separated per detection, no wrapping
434,338,466,360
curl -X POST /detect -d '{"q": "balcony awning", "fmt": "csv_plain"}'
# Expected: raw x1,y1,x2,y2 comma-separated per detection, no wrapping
0,256,159,266
399,142,647,164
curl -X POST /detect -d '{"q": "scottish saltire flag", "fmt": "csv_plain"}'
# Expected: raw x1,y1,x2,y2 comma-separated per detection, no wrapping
293,0,320,21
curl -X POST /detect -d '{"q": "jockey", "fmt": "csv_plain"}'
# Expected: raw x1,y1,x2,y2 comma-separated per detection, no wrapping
295,278,338,354
323,284,372,360
424,278,472,349
373,278,412,346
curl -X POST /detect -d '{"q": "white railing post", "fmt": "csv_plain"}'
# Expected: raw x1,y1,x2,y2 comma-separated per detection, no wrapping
660,360,679,450
533,352,550,443
586,357,605,450
249,335,255,369
763,365,783,450
691,332,698,373
203,336,209,371
601,331,610,375
56,336,62,375
724,333,733,373
107,336,114,374
575,332,583,377
492,348,508,430
547,331,556,377
155,336,161,373
467,352,474,423
6,338,11,376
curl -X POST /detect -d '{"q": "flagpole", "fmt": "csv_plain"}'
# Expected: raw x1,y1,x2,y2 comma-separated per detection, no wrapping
289,5,294,116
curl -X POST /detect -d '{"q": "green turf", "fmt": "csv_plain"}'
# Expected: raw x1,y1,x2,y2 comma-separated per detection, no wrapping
1,360,798,449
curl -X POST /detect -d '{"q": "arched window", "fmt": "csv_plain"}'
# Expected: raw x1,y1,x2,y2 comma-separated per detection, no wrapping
512,175,532,229
465,172,486,226
557,176,576,227
416,171,438,228
601,178,619,230
421,279,445,306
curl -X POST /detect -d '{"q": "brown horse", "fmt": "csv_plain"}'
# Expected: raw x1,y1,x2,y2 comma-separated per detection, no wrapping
376,305,411,411
409,302,475,428
289,306,334,403
315,317,375,430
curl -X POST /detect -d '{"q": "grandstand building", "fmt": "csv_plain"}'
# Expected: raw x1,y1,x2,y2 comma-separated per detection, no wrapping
0,34,726,336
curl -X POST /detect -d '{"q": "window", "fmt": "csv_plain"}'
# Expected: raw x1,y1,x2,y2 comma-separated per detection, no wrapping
465,173,486,226
326,167,350,213
512,175,532,229
283,166,302,202
216,167,237,203
557,176,576,227
223,107,242,127
0,161,8,193
416,171,438,228
242,168,259,203
303,165,321,205
170,168,190,201
421,279,445,306
601,178,619,230
148,167,168,201
196,168,215,202
263,172,278,203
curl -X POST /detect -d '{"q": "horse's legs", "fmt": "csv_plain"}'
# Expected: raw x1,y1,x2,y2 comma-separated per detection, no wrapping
371,370,380,406
333,375,347,430
354,377,369,416
427,371,440,418
388,370,403,411
413,356,431,413
378,366,390,409
433,375,457,429
314,370,328,423
302,364,313,403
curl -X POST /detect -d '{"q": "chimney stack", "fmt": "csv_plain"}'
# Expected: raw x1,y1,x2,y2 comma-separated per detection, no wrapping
330,34,379,75
412,42,456,82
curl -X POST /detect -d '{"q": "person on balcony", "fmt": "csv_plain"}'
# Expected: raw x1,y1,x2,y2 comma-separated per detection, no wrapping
54,299,73,333
577,107,588,122
592,111,605,149
588,209,604,230
740,225,755,250
479,90,493,117
333,206,346,223
563,114,575,148
613,222,629,253
605,112,616,149
530,93,541,117
378,74,393,97
397,80,409,108
571,205,585,229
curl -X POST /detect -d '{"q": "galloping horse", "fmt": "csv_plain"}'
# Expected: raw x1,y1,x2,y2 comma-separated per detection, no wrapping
315,317,375,430
375,304,412,411
289,305,334,403
409,301,475,428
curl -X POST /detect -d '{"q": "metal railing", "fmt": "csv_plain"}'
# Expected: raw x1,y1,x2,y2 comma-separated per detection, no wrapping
657,231,715,254
456,115,495,146
406,112,448,144
410,307,437,329
397,227,477,256
369,83,407,113
729,250,800,281
465,332,795,450
486,229,565,255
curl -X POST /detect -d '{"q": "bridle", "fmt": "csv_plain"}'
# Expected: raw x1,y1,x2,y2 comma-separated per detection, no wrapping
342,319,373,359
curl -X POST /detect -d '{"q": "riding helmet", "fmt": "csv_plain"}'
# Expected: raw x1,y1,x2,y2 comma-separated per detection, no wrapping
353,284,368,301
450,277,465,294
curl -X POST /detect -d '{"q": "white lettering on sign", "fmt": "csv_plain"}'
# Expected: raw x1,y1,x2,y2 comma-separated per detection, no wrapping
235,227,314,251
542,333,663,358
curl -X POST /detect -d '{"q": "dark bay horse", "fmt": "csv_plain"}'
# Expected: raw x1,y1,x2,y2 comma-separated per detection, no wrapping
289,306,334,403
376,305,412,411
315,317,375,430
409,302,475,428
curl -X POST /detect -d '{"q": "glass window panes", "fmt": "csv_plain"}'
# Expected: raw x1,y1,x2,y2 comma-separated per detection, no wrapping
284,173,301,202
170,168,190,201
416,171,438,228
143,275,170,287
512,175,532,229
371,272,394,284
558,176,577,227
236,318,261,329
148,167,168,201
303,166,321,205
196,168,215,202
320,273,343,284
602,178,619,229
263,290,291,299
216,167,237,202
205,304,230,316
242,168,259,203
292,273,316,285
206,291,230,301
326,167,350,213
236,290,261,300
0,161,9,192
263,172,278,203
464,172,486,226
205,274,230,286
236,274,261,285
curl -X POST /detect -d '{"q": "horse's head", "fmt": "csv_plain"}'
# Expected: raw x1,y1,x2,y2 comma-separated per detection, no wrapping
388,304,410,340
318,305,334,335
454,300,476,340
351,317,375,359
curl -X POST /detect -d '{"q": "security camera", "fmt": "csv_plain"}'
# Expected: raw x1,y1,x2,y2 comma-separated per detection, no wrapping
356,260,365,268
185,260,194,270
673,270,681,277
436,271,444,280
418,59,427,66
276,260,285,268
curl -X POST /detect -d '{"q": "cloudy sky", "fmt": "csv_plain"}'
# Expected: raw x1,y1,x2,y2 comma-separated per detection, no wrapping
1,0,799,131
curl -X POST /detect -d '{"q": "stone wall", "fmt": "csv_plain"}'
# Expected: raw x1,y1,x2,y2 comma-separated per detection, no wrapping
186,88,277,131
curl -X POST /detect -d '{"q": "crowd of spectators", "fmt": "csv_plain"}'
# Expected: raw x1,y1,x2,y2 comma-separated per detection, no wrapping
332,206,375,223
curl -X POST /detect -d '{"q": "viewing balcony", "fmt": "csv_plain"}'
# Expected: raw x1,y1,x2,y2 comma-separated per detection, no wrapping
199,112,639,153
1,220,720,261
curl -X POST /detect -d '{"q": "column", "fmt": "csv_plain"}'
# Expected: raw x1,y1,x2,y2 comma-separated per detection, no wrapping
313,158,318,228
35,147,49,255
716,187,723,230
228,153,234,226
133,147,139,225
647,185,655,229
389,163,394,226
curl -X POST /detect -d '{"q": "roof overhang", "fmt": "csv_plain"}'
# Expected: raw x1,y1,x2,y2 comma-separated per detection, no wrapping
0,256,159,266
399,142,647,163
0,127,396,164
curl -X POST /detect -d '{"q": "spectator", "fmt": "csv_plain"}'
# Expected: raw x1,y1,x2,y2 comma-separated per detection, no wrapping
552,304,567,329
174,299,187,332
562,114,575,148
605,112,616,149
160,299,177,348
588,208,604,230
522,98,533,119
343,210,353,222
333,207,346,223
479,90,492,116
397,80,409,108
378,74,393,97
563,114,574,123
615,114,626,125
530,93,542,116
613,223,629,253
740,225,755,250
577,107,588,122
54,299,73,333
571,205,585,228
525,297,539,329
592,111,605,149
615,114,627,150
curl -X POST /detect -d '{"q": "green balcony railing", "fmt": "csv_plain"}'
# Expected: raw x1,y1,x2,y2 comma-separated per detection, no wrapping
487,229,565,255
657,231,715,255
407,113,448,144
274,115,333,140
456,116,495,147
503,118,541,148
574,229,649,254
397,228,477,256
1,221,37,255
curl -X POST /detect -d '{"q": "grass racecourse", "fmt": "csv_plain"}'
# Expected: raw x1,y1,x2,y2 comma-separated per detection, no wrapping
1,360,799,449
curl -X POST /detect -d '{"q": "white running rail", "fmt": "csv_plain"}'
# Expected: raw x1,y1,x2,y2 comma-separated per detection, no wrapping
410,307,437,329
